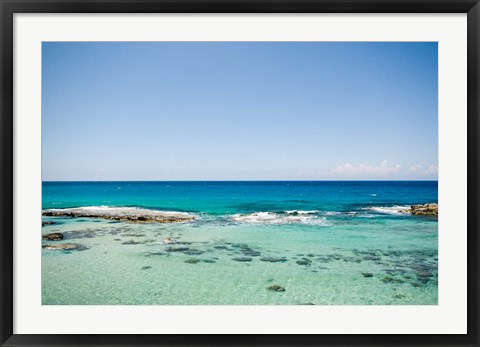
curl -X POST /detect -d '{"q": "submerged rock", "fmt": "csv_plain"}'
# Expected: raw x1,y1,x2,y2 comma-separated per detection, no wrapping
42,243,86,251
243,250,261,257
232,257,252,262
267,285,285,292
182,249,204,256
145,252,167,257
362,272,374,278
296,258,312,266
141,266,152,270
381,276,404,284
184,258,200,264
121,240,142,245
42,233,64,241
410,203,438,216
260,257,287,263
63,230,96,240
165,247,190,253
42,221,57,227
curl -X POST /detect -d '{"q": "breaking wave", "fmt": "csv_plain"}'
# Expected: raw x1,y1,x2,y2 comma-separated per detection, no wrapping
230,212,330,225
363,205,410,215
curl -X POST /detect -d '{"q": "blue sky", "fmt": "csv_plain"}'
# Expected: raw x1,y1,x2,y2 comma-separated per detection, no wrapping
42,42,438,181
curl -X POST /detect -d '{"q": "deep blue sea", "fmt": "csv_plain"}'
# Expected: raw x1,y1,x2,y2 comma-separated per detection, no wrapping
42,181,438,305
42,181,437,214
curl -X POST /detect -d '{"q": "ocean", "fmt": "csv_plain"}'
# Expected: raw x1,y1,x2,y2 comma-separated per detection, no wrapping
42,181,438,305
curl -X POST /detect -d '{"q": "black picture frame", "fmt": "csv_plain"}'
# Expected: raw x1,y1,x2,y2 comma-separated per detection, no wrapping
1,1,479,346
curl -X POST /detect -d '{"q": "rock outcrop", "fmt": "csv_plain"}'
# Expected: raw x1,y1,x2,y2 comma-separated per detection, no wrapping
267,285,286,292
42,207,195,224
410,203,438,216
42,233,64,241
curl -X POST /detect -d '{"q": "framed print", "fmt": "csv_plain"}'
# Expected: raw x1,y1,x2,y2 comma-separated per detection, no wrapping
1,0,479,346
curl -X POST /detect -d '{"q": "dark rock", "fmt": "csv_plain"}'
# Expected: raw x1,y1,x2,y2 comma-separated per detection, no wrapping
232,257,252,262
145,252,167,257
42,221,57,227
260,257,287,263
267,285,285,292
296,258,312,266
122,240,142,245
362,272,374,278
42,233,64,241
243,250,261,257
165,247,191,252
182,249,204,256
184,258,200,264
141,266,152,270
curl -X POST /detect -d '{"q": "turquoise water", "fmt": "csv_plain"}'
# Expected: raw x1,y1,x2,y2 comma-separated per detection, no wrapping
42,181,438,305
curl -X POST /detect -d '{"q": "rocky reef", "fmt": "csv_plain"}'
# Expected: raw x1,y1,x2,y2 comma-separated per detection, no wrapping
42,206,195,224
42,243,87,251
410,203,438,216
43,232,64,241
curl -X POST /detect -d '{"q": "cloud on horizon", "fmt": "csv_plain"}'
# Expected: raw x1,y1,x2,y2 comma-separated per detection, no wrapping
332,160,437,179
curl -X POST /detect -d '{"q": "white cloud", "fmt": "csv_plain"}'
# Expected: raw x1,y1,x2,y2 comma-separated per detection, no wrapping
333,160,402,177
409,164,438,175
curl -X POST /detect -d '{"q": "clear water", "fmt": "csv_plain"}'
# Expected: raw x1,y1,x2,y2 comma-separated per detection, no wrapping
42,181,438,305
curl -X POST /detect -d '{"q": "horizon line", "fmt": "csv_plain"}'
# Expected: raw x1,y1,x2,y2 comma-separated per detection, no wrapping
42,179,439,182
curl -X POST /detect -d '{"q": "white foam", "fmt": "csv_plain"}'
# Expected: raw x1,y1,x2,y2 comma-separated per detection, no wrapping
356,214,376,218
323,211,341,216
230,212,329,225
364,205,410,215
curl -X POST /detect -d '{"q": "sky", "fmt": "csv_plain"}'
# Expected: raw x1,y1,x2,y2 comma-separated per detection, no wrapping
42,42,438,181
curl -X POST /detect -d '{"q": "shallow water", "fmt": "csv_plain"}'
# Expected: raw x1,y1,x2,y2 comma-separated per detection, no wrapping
42,181,438,305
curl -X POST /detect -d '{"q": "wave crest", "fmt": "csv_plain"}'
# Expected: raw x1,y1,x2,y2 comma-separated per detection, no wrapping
230,212,329,225
364,205,410,215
